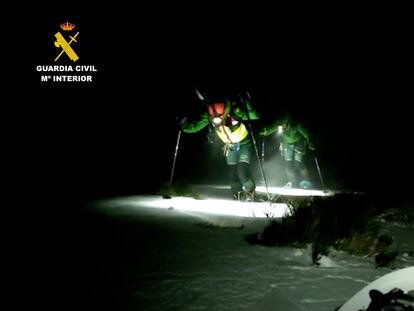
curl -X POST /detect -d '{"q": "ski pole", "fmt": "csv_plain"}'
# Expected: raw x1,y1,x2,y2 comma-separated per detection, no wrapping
241,92,272,203
313,153,326,190
261,136,265,163
169,129,182,186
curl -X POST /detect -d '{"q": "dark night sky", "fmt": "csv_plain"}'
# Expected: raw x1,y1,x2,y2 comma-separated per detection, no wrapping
18,10,413,207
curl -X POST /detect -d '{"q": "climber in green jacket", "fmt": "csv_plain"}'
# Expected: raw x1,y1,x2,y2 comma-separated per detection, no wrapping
181,95,259,201
260,115,316,189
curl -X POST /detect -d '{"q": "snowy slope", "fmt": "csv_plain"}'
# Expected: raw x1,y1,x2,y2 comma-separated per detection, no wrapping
82,192,414,311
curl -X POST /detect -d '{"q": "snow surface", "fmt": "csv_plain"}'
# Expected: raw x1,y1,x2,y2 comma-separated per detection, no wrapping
84,190,414,311
338,266,414,311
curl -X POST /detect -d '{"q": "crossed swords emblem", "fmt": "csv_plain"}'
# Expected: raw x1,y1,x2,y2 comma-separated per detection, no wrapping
54,32,79,62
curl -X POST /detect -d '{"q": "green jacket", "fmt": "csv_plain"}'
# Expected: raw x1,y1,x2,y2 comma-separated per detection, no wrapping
182,99,259,144
261,116,314,149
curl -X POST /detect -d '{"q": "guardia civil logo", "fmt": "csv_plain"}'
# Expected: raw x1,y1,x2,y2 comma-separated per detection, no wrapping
54,21,79,62
35,20,98,83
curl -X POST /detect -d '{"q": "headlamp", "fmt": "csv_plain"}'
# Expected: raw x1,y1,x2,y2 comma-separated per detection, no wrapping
277,125,284,135
213,117,222,125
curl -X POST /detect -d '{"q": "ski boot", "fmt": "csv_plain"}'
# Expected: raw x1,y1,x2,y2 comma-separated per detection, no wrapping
244,190,255,202
233,192,241,201
234,191,255,202
299,180,313,189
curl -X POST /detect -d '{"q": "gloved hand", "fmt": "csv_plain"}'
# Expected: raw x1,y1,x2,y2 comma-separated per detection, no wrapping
259,127,268,136
176,116,188,129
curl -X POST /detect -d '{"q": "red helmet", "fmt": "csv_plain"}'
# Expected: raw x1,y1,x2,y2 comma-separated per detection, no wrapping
207,102,226,117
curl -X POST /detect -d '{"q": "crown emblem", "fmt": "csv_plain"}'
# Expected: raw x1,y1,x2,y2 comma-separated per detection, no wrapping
60,21,75,31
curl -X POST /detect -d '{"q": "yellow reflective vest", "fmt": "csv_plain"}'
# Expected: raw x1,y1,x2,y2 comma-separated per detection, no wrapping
215,122,249,144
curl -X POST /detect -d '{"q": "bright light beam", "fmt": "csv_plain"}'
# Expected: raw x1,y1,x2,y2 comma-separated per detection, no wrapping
256,186,334,197
190,184,335,197
95,195,290,218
